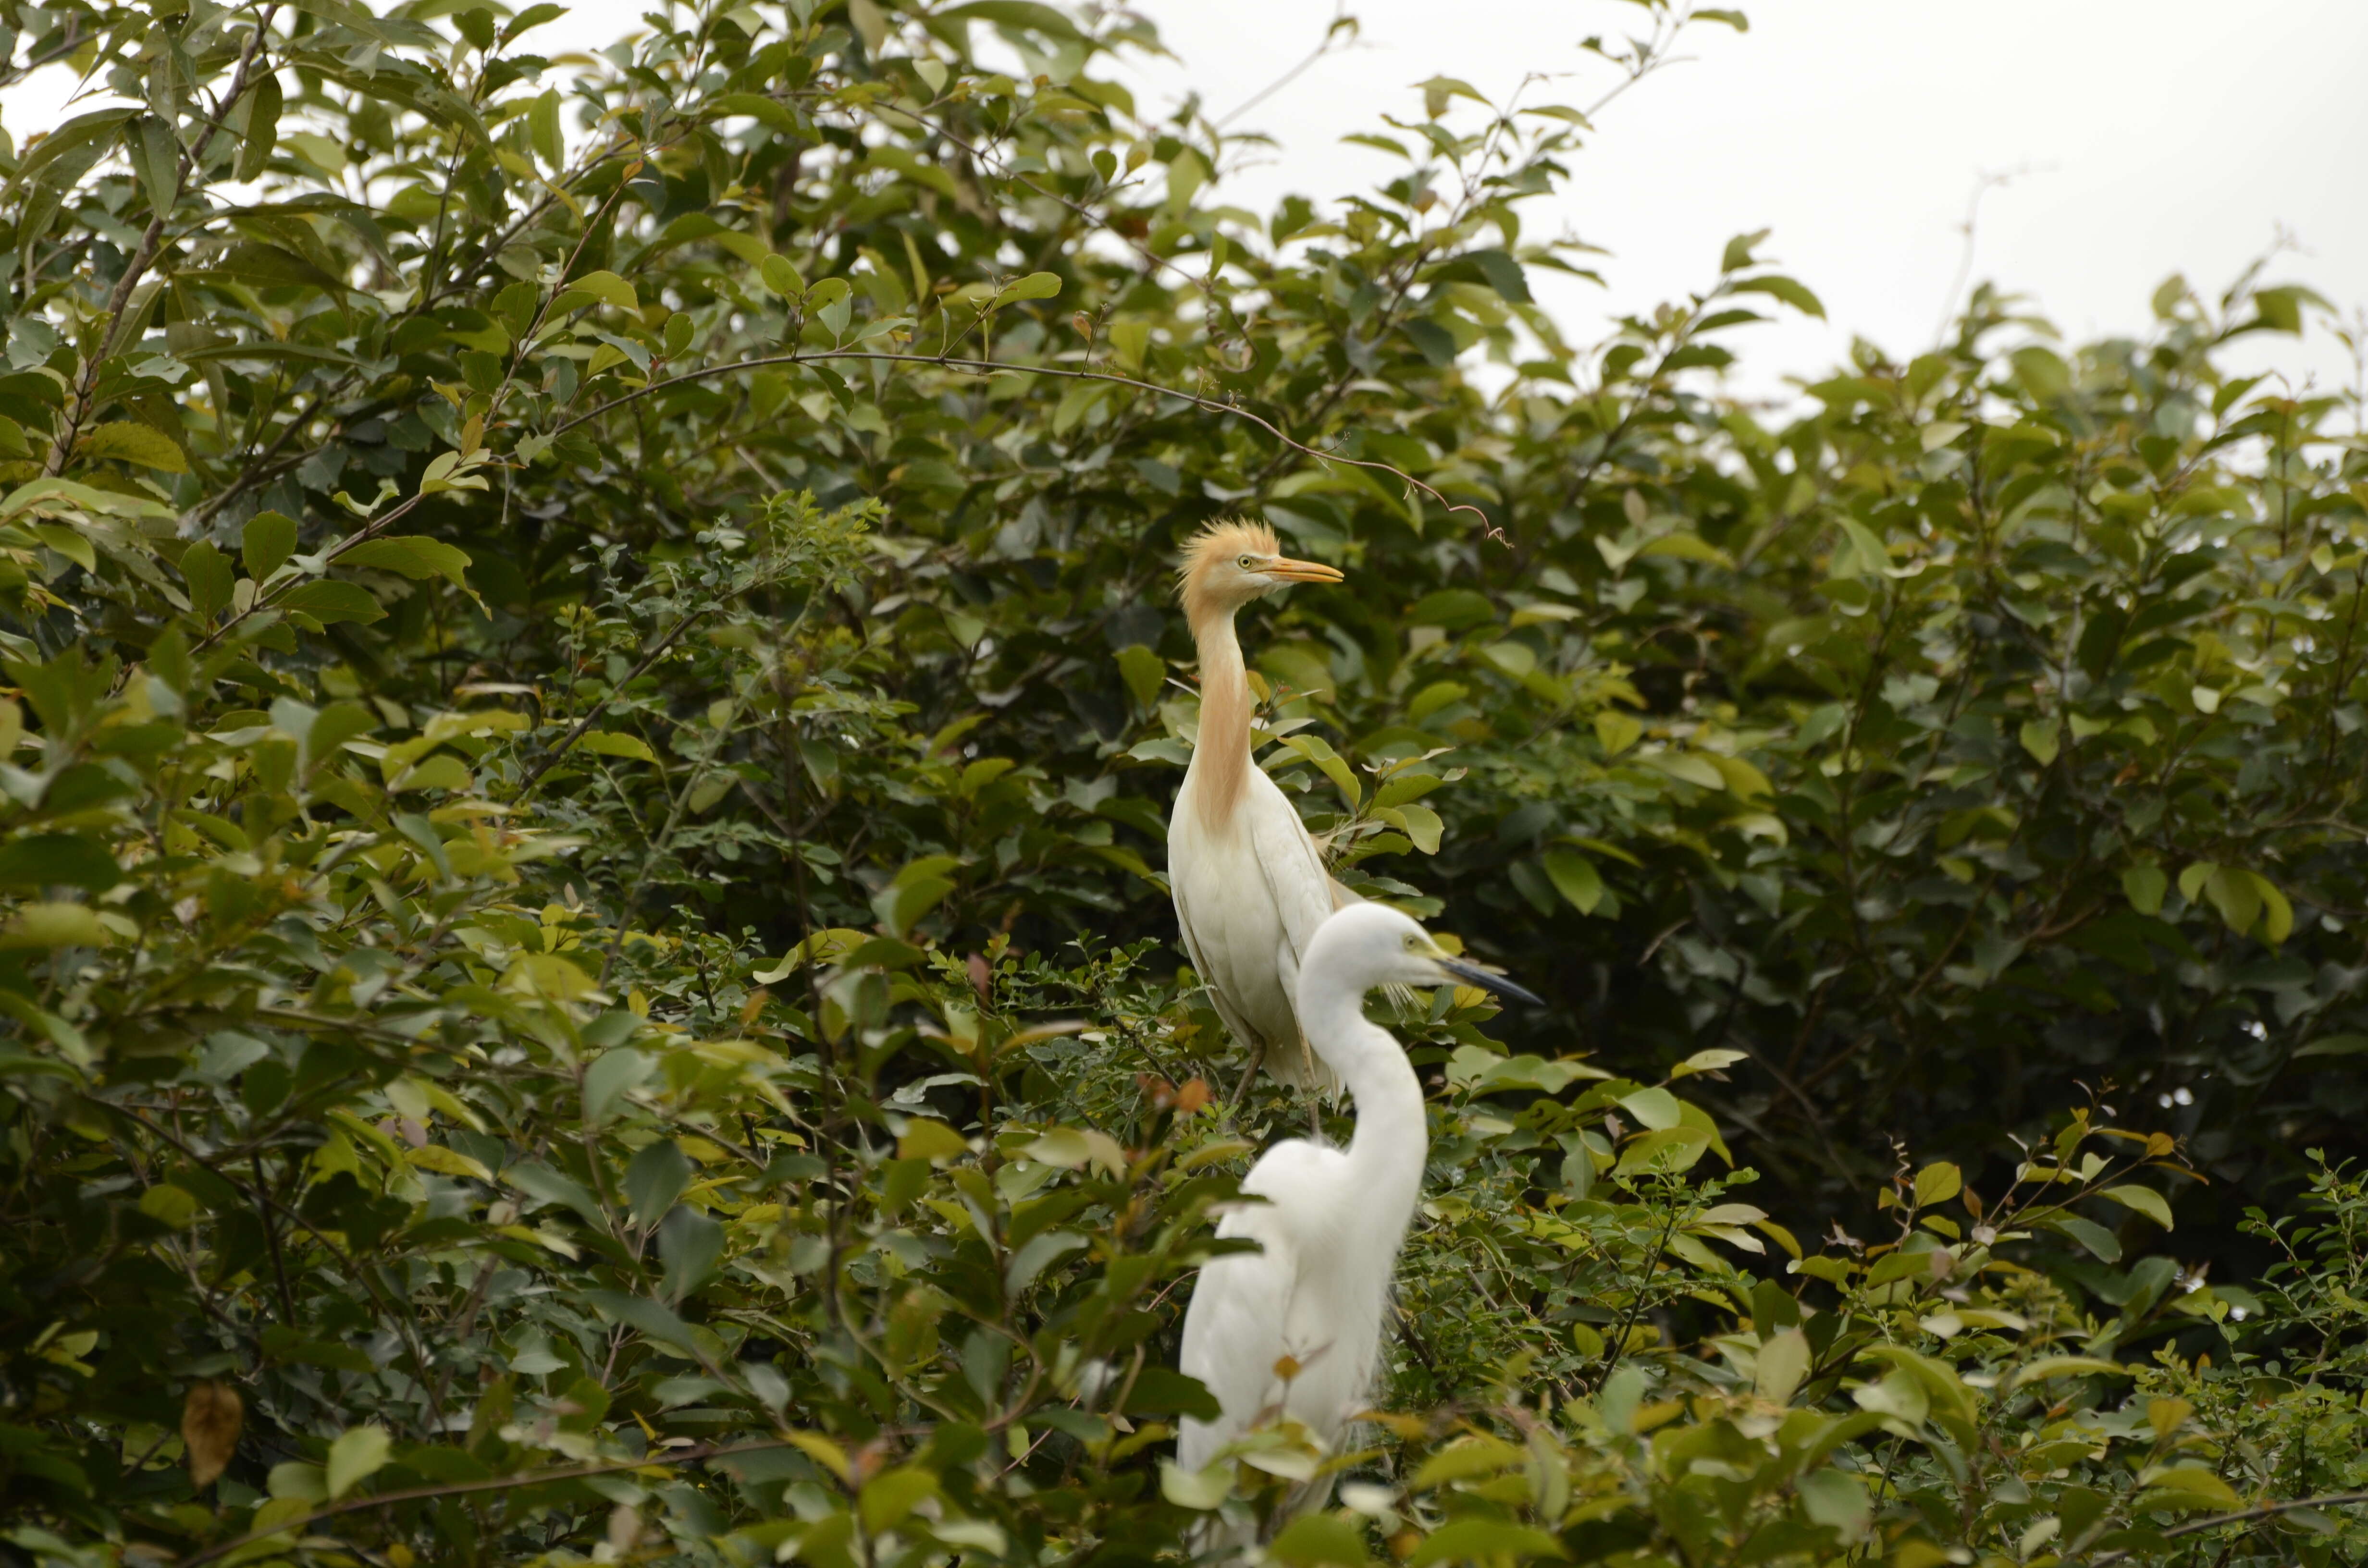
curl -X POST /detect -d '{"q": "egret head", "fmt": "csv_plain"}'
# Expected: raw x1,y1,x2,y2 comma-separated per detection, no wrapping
1177,520,1344,624
1306,902,1543,1006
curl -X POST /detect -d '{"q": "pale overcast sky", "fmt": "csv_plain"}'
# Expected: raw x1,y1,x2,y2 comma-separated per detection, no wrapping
7,1,2359,400
1122,0,2368,401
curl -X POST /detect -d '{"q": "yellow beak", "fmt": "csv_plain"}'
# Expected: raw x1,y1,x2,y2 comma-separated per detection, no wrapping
1264,555,1345,584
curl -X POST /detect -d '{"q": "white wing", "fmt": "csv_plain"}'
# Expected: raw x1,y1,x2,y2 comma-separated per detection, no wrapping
1243,773,1342,960
1170,852,1266,1061
1244,775,1347,1095
1177,1201,1299,1470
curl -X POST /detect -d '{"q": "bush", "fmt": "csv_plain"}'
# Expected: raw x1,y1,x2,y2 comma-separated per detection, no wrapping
3,0,2368,1561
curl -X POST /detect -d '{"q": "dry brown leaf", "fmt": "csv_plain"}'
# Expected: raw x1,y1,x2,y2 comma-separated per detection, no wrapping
182,1381,243,1487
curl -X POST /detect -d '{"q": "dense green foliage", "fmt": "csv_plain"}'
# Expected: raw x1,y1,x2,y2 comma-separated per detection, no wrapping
4,0,2368,1562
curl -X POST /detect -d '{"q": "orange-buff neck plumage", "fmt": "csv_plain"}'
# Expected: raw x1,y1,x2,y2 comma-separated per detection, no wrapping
1175,521,1278,833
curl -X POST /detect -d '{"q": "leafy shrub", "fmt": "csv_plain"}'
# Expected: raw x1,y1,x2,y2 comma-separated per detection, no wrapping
2,0,2368,1561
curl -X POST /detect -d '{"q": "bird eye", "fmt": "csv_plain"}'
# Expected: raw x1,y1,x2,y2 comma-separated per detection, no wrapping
1236,554,1257,569
1404,933,1420,949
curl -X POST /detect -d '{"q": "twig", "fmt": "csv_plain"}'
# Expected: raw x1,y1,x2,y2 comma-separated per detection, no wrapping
544,348,1489,528
172,1438,807,1567
514,612,703,796
2084,1489,2368,1566
1213,6,1358,130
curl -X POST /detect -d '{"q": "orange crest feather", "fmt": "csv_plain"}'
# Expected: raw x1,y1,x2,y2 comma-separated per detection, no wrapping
1175,519,1280,600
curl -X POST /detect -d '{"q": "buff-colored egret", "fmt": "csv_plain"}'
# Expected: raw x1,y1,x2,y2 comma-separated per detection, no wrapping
1175,902,1541,1534
1169,520,1350,1099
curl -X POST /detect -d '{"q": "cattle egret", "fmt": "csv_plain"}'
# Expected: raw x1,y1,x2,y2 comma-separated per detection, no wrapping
1175,901,1541,1535
1169,520,1350,1098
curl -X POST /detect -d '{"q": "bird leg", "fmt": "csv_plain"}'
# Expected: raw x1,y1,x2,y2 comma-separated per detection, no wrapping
1225,1053,1262,1120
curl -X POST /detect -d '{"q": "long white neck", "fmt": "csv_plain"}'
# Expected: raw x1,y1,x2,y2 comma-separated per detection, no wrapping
1298,968,1427,1238
1183,602,1251,832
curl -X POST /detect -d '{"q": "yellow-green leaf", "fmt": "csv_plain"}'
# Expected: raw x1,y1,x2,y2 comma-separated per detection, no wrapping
2100,1184,2174,1230
325,1424,390,1498
569,269,640,311
79,421,186,473
1912,1161,1961,1207
997,270,1062,302
577,731,658,763
2019,719,2060,766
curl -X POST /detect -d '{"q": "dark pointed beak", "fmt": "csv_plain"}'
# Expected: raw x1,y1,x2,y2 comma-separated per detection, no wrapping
1265,555,1345,584
1438,956,1544,1007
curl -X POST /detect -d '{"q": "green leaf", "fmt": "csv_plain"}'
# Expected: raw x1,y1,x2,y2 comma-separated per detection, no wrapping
1116,643,1164,709
760,254,807,300
138,1183,199,1227
1159,1459,1231,1509
1119,1366,1221,1421
1728,273,1823,318
0,834,123,891
179,539,233,621
0,902,110,949
2099,1184,2174,1230
1912,1161,1961,1208
2005,1356,2134,1390
503,2,568,42
1829,518,1891,580
896,1118,968,1162
1720,229,1770,273
658,1206,723,1299
2018,719,2060,766
1406,1520,1566,1567
1754,1326,1809,1404
997,271,1063,303
583,1049,652,1126
1390,803,1443,854
859,1467,938,1534
527,88,563,167
278,581,386,626
1617,1087,1682,1130
577,731,658,763
1540,847,1604,913
2010,345,2072,400
79,421,185,473
2122,864,2167,917
2141,1466,2240,1507
325,1425,390,1498
235,74,282,181
2250,286,2305,334
624,1139,691,1227
569,270,640,312
242,512,298,581
873,874,954,938
1003,1229,1087,1294
2245,870,2294,944
131,115,179,219
2199,865,2262,937
338,536,473,590
2047,1214,2122,1263
1268,1513,1370,1567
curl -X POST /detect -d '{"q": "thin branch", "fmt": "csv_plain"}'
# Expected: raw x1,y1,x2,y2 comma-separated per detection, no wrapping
1213,6,1357,130
2085,1489,2368,1566
515,609,701,797
44,2,280,475
545,347,1489,528
173,1438,808,1568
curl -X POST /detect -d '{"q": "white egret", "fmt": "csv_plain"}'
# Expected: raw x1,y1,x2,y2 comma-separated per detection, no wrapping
1175,901,1541,1535
1169,520,1350,1098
